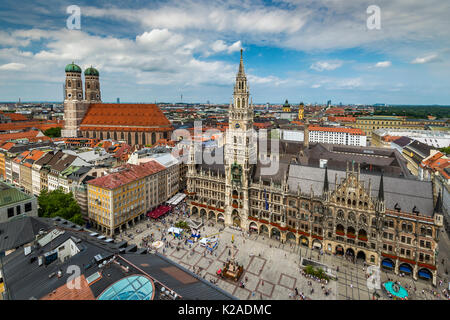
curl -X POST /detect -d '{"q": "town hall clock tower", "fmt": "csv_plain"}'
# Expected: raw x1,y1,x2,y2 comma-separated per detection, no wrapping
224,49,257,229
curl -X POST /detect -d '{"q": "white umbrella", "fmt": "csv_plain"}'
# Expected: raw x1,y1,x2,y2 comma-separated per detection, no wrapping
152,241,164,249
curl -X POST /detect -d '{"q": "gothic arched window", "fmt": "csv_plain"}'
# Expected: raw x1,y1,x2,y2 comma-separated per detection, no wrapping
359,214,367,224
348,211,356,222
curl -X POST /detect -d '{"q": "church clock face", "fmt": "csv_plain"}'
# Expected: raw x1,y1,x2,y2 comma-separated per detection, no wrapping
235,123,240,128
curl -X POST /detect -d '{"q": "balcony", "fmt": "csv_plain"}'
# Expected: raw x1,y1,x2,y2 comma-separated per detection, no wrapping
347,233,356,239
358,235,368,242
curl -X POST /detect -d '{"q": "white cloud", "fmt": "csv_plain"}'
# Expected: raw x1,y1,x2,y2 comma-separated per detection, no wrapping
211,40,242,54
310,61,343,71
411,54,440,64
0,28,245,87
0,62,26,70
375,61,392,68
136,29,183,49
83,4,306,34
311,84,321,88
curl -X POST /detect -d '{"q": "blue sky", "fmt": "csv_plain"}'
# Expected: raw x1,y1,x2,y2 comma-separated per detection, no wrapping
0,0,449,104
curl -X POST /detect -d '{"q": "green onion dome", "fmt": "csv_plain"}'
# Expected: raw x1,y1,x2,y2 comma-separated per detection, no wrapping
84,66,99,76
65,62,82,73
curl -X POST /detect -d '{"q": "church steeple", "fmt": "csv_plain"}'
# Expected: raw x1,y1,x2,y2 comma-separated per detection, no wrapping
434,190,443,214
233,48,249,103
323,165,329,193
375,173,385,213
238,48,245,76
378,173,384,201
226,48,256,166
323,165,330,201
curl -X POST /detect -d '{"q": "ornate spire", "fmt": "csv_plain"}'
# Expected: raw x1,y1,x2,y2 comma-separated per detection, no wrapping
323,165,329,193
434,190,443,214
378,173,384,201
238,48,245,76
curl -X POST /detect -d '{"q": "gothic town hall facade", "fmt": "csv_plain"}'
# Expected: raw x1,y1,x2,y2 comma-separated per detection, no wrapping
186,50,444,286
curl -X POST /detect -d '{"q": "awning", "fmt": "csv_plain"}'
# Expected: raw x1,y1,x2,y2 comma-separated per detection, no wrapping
313,241,322,248
250,225,258,230
166,193,186,206
382,260,394,268
147,205,171,219
418,271,431,279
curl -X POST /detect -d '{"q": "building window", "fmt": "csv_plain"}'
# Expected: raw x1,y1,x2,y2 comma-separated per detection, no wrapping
25,202,32,212
16,205,21,215
7,208,14,218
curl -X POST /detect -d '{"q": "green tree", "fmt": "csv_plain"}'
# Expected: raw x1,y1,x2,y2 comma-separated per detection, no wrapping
304,265,315,275
43,127,62,138
38,189,84,225
440,147,450,155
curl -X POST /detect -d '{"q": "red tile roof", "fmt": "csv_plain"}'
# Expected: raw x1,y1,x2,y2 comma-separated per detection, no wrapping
382,135,402,142
80,103,173,132
41,275,95,300
325,108,345,115
0,120,63,132
5,113,28,121
88,161,165,190
154,139,176,147
0,142,15,151
0,130,51,145
328,116,356,123
421,152,450,179
253,122,272,129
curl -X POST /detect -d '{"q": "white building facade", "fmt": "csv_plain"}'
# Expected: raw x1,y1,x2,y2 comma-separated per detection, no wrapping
308,126,367,146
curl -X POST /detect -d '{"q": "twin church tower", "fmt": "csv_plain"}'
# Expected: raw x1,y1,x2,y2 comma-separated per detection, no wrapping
61,63,101,137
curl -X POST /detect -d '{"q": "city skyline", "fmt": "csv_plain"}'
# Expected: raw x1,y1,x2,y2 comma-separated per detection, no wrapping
1,1,450,104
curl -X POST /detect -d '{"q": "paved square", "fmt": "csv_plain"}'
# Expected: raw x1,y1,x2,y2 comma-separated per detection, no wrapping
278,273,297,289
170,248,187,259
195,257,213,270
123,212,446,300
233,286,251,300
256,279,275,298
240,271,259,292
246,256,266,275
217,278,238,293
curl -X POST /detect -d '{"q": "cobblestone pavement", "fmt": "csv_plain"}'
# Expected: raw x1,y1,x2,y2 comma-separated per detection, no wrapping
118,211,448,300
